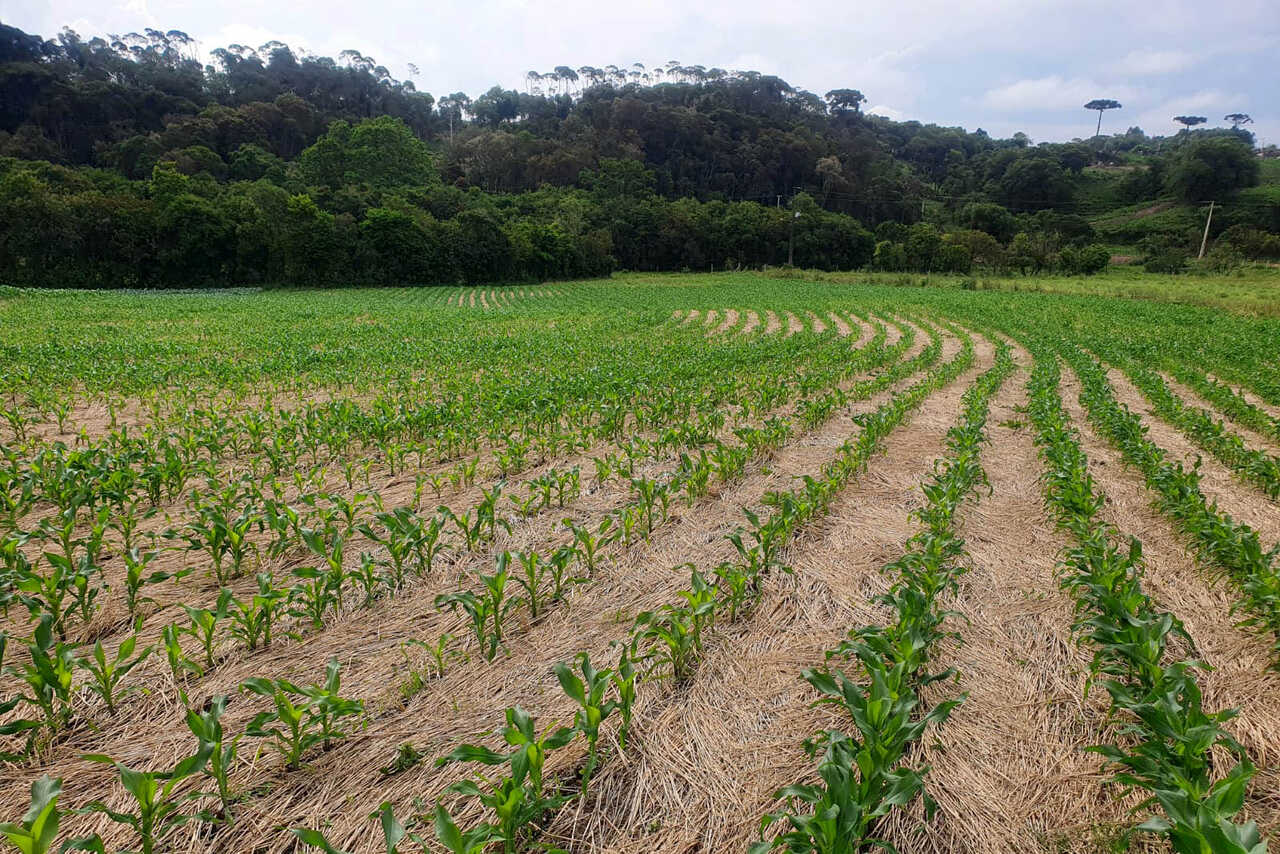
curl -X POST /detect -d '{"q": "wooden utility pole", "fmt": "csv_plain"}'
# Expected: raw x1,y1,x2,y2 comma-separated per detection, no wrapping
1198,200,1215,259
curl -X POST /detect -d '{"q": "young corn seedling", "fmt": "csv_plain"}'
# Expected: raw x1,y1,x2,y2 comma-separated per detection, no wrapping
162,623,202,681
77,633,151,714
554,652,617,794
80,746,213,854
513,550,552,620
563,517,615,576
435,705,577,854
293,801,411,854
7,616,78,748
227,574,287,651
632,568,716,684
400,634,464,697
433,804,502,854
610,642,638,750
181,589,231,670
435,556,520,662
243,661,364,770
183,694,241,824
179,494,259,585
14,554,74,642
122,548,188,620
0,775,75,854
713,561,755,623
629,475,671,538
359,508,423,589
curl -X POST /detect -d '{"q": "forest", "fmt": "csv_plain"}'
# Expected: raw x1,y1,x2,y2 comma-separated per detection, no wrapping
0,23,1275,288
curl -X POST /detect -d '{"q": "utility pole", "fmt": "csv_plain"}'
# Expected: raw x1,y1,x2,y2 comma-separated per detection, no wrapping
788,211,800,267
1198,200,1215,259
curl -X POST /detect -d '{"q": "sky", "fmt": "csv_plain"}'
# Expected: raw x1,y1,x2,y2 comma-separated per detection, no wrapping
5,0,1277,145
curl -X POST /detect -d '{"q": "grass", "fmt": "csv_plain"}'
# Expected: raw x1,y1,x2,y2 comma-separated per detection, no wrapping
783,266,1280,316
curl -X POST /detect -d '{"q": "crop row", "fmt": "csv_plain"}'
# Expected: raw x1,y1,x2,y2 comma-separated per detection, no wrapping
751,339,1012,852
1060,345,1280,658
1025,347,1265,853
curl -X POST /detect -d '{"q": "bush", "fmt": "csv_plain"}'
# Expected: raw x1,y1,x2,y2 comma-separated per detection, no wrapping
1164,137,1260,203
935,242,972,274
1144,251,1189,274
1059,243,1110,275
1217,224,1280,260
873,240,907,272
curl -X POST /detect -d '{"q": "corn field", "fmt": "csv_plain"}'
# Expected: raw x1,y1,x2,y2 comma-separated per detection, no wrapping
1,273,1278,853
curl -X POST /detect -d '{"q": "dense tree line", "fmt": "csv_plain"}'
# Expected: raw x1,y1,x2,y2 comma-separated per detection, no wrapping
0,22,1272,287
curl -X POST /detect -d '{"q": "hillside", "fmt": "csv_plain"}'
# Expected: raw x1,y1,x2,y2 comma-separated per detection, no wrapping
0,22,1276,288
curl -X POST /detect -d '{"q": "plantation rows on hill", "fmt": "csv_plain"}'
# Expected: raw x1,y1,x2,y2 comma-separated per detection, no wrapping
0,275,1278,852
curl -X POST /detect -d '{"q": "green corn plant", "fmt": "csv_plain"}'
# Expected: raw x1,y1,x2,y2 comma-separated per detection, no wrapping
161,623,202,681
359,507,438,588
610,642,638,750
553,467,580,506
677,451,712,505
616,504,641,546
513,550,549,619
288,564,344,630
14,554,73,642
183,694,241,824
591,456,612,487
179,494,259,585
64,555,103,629
435,705,577,854
7,616,78,747
0,775,70,854
433,804,502,854
510,492,539,519
710,441,749,483
122,548,187,619
629,475,670,538
475,484,510,543
77,634,151,714
435,555,520,662
293,801,412,854
554,652,617,794
227,574,286,651
713,561,755,623
528,472,556,509
563,517,615,576
243,659,364,770
750,728,928,854
632,568,716,684
544,546,579,605
400,634,463,698
346,551,384,604
80,747,212,854
180,589,231,669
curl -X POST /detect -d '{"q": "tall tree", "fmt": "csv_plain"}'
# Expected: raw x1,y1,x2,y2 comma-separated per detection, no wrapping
1173,115,1207,131
1084,99,1122,136
824,89,866,114
1224,112,1253,129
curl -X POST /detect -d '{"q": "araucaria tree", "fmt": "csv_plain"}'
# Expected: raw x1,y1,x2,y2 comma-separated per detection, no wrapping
1174,115,1208,131
1084,99,1122,136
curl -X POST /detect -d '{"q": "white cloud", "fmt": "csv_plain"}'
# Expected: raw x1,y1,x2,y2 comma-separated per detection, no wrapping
1116,48,1194,74
866,104,906,121
981,76,1140,112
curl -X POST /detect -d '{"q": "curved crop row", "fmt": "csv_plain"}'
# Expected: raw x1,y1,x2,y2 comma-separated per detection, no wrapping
1062,345,1280,658
750,340,1012,853
1026,349,1265,854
